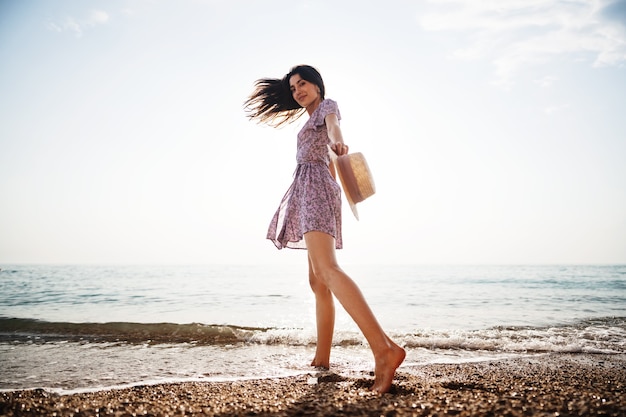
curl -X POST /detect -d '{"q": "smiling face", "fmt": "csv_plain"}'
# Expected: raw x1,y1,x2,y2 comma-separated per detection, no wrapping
289,73,321,114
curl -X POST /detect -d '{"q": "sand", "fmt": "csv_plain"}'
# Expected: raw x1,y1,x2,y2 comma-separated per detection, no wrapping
1,353,625,416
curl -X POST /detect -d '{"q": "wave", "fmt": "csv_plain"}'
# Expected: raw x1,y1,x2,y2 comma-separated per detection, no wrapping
1,316,625,354
398,318,626,354
0,318,262,345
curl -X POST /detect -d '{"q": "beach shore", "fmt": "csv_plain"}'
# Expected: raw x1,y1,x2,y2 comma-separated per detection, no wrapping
2,353,624,416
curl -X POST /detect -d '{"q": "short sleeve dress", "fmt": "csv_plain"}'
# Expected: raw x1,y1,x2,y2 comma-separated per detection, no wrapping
267,99,343,250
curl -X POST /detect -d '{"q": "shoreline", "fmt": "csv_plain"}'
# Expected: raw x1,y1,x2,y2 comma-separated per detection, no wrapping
1,353,625,416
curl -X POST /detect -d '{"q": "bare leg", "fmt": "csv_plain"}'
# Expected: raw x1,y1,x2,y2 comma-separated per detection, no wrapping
304,231,406,393
308,257,335,369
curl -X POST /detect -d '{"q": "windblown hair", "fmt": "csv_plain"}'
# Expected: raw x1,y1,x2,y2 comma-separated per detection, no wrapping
244,65,326,127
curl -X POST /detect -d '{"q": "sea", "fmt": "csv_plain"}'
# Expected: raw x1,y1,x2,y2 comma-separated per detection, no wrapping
1,264,625,394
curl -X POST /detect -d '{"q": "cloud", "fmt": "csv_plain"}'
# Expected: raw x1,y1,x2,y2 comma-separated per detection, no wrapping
544,103,571,114
46,9,110,38
534,75,559,87
419,0,626,88
89,10,110,24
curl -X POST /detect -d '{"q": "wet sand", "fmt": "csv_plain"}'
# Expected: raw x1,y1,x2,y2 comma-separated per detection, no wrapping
2,353,625,416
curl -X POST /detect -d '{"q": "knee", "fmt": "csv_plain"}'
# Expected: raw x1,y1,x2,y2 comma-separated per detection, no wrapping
309,263,341,290
309,270,332,296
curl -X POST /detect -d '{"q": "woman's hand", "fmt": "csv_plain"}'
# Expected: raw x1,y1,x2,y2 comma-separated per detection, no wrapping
332,142,349,156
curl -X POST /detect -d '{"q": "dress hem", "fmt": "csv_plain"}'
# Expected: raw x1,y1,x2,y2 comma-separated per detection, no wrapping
267,229,343,251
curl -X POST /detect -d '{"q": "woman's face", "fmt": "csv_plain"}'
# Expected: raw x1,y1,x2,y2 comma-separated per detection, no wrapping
289,73,321,110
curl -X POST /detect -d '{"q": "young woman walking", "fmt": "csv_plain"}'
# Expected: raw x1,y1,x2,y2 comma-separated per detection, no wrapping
245,65,405,393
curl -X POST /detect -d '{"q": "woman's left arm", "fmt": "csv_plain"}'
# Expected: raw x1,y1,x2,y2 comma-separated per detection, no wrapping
325,113,349,156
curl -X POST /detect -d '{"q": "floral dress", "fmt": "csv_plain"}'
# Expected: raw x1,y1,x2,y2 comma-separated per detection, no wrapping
267,99,343,249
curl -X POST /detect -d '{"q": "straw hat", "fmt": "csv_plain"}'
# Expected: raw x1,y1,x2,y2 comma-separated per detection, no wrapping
330,149,376,220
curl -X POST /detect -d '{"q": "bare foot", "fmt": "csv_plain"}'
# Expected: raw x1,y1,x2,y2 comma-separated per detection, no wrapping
310,358,330,369
370,342,406,393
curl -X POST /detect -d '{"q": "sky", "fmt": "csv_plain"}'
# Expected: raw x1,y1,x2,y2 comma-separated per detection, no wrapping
1,0,625,266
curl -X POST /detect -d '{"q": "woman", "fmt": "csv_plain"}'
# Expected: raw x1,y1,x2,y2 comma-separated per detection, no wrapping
245,65,405,393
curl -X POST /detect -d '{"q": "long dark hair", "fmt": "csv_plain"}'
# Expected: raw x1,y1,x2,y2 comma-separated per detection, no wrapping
244,65,325,127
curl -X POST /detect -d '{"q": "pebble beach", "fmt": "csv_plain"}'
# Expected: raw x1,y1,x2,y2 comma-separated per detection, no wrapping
2,353,625,416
